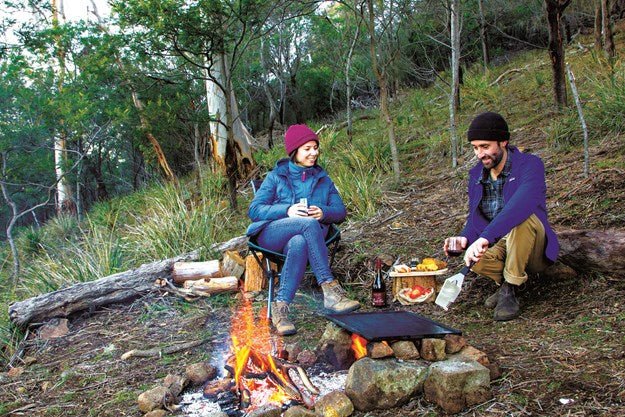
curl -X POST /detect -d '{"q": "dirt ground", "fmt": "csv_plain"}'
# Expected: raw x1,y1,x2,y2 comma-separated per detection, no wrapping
1,130,624,417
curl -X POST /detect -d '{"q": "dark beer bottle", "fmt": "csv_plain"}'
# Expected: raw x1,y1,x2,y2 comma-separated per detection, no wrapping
371,258,387,307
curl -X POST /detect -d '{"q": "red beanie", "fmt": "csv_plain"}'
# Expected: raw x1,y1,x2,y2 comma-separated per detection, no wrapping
284,124,319,155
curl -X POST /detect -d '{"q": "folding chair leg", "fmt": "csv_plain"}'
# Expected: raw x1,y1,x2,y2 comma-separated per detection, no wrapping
266,257,274,320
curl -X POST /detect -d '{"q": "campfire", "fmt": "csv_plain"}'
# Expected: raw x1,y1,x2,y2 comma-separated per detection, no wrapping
202,299,319,412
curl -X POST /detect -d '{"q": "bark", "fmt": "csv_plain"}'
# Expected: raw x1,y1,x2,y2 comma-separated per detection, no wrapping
544,0,571,108
565,64,590,178
450,0,461,168
345,21,361,142
0,154,20,283
557,229,625,275
594,1,603,51
478,0,490,71
260,37,279,149
52,0,75,215
205,53,255,181
601,0,616,57
8,251,200,328
366,0,400,182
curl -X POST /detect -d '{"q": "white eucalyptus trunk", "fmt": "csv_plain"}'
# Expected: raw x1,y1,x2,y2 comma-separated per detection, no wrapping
204,53,254,173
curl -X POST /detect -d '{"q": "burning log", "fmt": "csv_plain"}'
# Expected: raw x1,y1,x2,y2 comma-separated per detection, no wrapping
203,378,236,398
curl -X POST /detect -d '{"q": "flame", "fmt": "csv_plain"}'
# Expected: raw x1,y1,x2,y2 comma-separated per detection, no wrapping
229,296,294,409
351,333,368,359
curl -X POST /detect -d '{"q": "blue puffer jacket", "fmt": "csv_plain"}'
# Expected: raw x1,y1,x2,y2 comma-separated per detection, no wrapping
247,158,347,237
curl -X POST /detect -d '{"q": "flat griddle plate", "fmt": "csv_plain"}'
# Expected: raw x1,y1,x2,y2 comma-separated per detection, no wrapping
325,310,461,342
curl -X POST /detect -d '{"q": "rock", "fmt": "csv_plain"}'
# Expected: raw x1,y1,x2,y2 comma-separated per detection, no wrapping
390,341,420,360
449,345,490,366
424,360,492,414
444,334,467,354
22,356,37,366
163,374,188,397
185,362,217,386
297,350,317,367
541,262,578,281
345,357,428,411
7,367,24,378
315,390,354,417
137,386,174,413
284,405,319,417
486,362,502,380
317,323,355,370
38,318,69,340
246,405,282,417
420,338,446,361
285,343,303,362
368,342,393,359
144,410,168,417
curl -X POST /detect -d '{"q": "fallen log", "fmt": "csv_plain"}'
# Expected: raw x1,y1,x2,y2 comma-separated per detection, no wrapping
556,228,625,275
8,251,200,328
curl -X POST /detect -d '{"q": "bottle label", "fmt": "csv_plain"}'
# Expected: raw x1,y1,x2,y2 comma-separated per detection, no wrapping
372,292,386,306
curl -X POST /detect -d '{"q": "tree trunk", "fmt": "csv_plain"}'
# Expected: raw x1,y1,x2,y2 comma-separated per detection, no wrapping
8,251,201,328
594,0,603,51
478,0,490,71
601,0,616,57
366,0,400,182
450,0,461,168
0,153,20,283
345,22,361,142
545,0,571,108
52,0,75,215
260,37,279,149
90,4,177,184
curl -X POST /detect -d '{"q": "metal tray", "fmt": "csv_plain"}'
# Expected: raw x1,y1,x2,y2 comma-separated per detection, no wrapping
325,310,461,342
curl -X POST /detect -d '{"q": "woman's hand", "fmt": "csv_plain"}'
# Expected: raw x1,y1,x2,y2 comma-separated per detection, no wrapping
287,202,309,218
307,205,324,220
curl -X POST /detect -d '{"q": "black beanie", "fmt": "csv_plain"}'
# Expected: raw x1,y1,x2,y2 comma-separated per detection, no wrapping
467,112,510,142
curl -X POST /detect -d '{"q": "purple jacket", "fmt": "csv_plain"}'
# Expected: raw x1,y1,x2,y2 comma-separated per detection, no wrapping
460,146,559,262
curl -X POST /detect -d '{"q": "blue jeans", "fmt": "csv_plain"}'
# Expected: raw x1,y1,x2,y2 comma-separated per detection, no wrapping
256,217,334,303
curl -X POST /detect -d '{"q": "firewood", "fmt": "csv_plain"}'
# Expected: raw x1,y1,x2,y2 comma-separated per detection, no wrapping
172,260,222,284
244,253,275,292
182,276,239,293
221,250,246,278
121,339,207,360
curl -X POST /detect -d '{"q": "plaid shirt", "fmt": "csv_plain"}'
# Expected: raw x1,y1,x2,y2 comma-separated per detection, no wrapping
479,156,512,221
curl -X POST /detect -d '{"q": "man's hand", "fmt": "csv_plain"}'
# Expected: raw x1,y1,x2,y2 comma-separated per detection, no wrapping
307,205,324,220
464,237,489,266
287,202,309,218
444,236,467,256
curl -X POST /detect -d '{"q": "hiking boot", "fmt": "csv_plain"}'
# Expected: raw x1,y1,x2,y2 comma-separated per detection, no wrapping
322,280,360,313
484,288,500,309
271,301,296,336
493,282,520,321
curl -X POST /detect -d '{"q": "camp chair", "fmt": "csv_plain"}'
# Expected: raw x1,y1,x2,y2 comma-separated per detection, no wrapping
247,179,342,319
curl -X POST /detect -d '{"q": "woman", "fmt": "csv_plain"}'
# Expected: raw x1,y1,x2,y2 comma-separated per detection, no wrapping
247,124,360,335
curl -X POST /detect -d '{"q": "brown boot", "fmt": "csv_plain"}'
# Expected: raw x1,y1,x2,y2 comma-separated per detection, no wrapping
271,301,296,335
484,288,500,309
493,282,520,321
322,280,360,313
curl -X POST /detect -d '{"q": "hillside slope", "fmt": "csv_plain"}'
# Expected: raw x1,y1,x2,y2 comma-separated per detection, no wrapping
1,27,624,417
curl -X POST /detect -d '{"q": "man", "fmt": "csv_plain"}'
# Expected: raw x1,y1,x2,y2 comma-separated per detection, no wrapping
444,112,559,321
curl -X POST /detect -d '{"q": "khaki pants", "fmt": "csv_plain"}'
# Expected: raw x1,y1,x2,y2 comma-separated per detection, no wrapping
471,214,551,285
